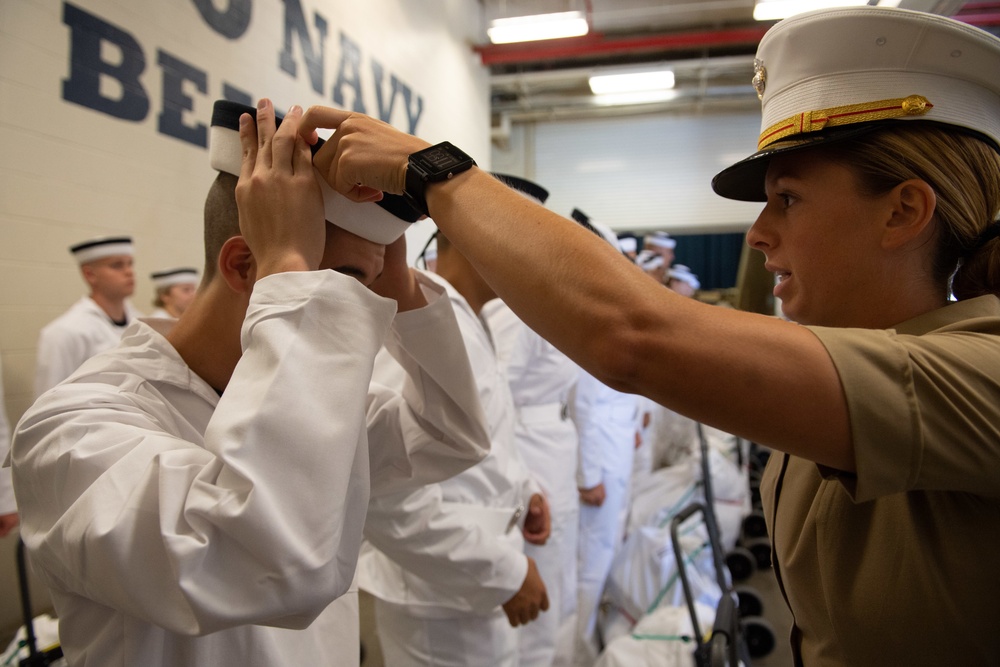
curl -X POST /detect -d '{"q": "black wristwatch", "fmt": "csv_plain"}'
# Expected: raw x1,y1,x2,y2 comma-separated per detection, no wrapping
403,142,476,217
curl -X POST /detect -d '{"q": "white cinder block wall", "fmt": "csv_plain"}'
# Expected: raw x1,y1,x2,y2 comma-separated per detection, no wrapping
0,0,489,636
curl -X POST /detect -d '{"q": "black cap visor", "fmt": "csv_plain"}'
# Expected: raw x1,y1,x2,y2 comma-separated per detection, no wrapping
710,122,891,202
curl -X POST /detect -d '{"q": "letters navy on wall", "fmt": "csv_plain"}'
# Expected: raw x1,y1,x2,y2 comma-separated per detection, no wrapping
61,0,425,147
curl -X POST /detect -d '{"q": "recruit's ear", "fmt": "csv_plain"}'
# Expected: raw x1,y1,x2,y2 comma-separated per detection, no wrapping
79,263,99,289
217,235,255,294
881,179,937,251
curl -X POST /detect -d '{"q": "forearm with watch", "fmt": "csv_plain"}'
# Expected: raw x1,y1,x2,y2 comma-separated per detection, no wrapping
402,141,478,217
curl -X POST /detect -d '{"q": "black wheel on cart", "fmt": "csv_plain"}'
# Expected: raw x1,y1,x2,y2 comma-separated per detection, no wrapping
725,546,756,582
741,510,769,539
744,536,772,569
734,585,765,618
742,615,777,659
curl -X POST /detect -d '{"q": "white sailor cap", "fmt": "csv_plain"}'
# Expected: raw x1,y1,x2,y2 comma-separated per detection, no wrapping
209,100,420,244
645,232,676,250
571,209,622,250
69,236,133,265
637,249,665,271
492,173,550,205
668,264,700,290
151,267,199,290
713,6,1000,202
618,236,638,254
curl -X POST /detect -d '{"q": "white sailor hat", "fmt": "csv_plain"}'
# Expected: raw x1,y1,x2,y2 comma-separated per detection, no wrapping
637,249,665,271
645,232,676,250
618,236,638,254
668,264,700,290
209,100,420,244
151,267,199,290
69,236,133,264
492,173,550,204
713,6,1000,202
571,208,622,250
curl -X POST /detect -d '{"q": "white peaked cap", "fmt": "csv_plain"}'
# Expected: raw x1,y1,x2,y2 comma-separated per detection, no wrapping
713,6,1000,201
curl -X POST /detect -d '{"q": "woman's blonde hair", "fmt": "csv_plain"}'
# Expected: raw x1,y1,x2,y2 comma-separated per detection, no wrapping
825,124,1000,300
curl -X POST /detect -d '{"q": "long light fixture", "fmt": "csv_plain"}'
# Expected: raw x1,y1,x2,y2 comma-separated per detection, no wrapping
592,90,679,106
589,69,676,95
753,0,868,21
487,11,589,44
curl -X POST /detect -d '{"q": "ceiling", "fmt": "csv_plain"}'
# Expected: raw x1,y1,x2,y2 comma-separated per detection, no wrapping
477,0,998,126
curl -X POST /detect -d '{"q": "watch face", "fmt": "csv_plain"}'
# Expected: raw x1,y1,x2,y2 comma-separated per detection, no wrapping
419,145,465,171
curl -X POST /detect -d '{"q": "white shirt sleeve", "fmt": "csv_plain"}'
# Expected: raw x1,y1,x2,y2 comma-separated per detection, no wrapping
574,369,606,489
365,483,528,612
0,357,14,515
34,319,88,397
13,272,396,635
366,273,490,497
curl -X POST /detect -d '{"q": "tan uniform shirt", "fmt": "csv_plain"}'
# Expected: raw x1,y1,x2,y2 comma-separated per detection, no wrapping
762,295,1000,666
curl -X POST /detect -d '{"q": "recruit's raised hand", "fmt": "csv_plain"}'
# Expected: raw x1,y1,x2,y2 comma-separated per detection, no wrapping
236,99,326,278
368,235,428,312
298,106,431,203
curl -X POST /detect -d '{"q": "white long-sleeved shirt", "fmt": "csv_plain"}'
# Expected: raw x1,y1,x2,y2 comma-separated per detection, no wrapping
12,270,488,666
484,300,579,507
34,296,142,397
0,355,13,517
574,369,639,490
359,276,539,617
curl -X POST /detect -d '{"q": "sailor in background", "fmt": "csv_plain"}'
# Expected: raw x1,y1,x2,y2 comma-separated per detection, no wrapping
0,355,16,537
666,265,699,298
643,232,675,269
570,219,641,666
34,236,142,396
635,249,667,285
483,174,582,667
360,215,550,667
149,267,199,319
616,235,638,262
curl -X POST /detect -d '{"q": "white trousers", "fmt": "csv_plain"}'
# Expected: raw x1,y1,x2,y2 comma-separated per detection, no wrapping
518,499,580,667
574,473,631,666
375,599,518,667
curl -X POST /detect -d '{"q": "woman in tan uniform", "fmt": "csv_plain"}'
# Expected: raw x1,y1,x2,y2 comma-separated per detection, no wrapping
281,6,1000,664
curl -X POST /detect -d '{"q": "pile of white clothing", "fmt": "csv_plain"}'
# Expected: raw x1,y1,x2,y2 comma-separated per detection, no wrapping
594,602,717,667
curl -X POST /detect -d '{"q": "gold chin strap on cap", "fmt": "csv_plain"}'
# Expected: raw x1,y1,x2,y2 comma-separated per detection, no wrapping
758,95,933,150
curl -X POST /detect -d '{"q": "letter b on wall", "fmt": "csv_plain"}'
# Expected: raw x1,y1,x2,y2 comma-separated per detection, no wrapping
62,2,149,121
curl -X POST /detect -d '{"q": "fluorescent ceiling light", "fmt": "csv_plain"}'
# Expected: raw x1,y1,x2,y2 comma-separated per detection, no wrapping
487,11,588,44
753,0,868,21
589,70,675,95
592,90,679,106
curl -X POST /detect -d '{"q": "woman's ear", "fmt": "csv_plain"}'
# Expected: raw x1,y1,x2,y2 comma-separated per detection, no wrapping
217,236,256,294
882,179,937,250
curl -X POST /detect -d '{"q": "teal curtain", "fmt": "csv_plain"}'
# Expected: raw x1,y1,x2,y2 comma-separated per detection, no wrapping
670,232,746,290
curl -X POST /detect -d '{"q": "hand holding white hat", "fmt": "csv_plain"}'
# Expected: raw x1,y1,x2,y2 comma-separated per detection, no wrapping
236,99,327,278
300,106,431,203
